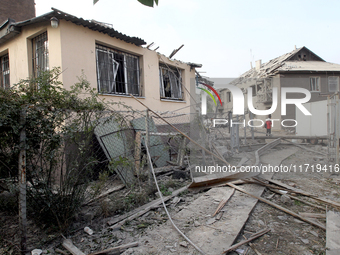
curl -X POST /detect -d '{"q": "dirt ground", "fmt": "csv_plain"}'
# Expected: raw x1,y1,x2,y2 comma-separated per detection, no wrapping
1,138,340,255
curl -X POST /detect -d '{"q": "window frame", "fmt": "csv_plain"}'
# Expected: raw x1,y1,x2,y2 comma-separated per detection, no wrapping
95,44,141,96
159,64,183,101
226,91,231,103
0,53,10,89
310,77,321,92
32,31,49,78
328,76,339,92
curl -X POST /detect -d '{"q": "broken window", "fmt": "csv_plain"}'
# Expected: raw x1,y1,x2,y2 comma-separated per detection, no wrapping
32,32,49,78
310,77,320,92
0,54,10,89
159,64,183,100
96,44,140,96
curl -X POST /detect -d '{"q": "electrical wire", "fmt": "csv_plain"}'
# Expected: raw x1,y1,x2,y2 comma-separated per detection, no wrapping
144,138,206,255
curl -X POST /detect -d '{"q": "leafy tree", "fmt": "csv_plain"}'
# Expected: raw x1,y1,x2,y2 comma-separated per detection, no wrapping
0,68,112,230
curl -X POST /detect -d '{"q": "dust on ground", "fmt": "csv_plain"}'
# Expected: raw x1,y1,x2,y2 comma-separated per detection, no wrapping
1,140,339,255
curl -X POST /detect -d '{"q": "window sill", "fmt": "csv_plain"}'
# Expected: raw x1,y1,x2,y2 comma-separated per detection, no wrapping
160,98,186,103
99,93,145,99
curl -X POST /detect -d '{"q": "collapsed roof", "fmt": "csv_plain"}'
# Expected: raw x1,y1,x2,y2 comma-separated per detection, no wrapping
231,46,340,85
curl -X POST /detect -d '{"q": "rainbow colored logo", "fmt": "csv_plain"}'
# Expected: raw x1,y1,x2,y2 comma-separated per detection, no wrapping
198,83,222,114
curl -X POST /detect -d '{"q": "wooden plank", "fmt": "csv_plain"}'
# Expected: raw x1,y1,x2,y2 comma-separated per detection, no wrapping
299,212,326,219
267,187,326,210
212,188,235,217
223,228,270,253
62,239,85,255
84,184,125,205
224,135,328,140
188,171,260,189
88,242,139,255
107,185,188,227
227,183,326,230
326,211,340,255
282,138,327,156
177,136,186,166
252,178,326,210
264,178,340,209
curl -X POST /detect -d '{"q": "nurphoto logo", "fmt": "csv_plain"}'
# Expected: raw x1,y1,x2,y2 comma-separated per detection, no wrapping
200,84,312,128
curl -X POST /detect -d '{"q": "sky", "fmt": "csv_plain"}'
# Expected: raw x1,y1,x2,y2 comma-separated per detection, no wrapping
35,0,340,79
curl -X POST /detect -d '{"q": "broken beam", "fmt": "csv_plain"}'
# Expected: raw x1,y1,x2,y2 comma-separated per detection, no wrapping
227,183,326,230
223,228,270,254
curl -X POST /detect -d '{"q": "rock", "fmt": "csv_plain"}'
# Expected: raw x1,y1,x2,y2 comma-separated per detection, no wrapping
31,249,43,255
84,226,94,235
235,249,245,254
300,238,309,244
194,221,201,227
172,196,180,204
206,218,216,225
169,249,177,253
281,194,293,205
331,190,338,196
288,182,297,187
294,219,304,224
277,216,287,221
84,212,95,221
310,231,318,237
179,241,188,248
258,220,265,226
266,193,275,199
168,187,174,192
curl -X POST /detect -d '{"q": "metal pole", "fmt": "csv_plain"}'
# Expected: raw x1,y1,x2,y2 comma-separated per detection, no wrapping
145,109,152,186
327,96,330,157
201,115,207,166
19,109,27,255
236,115,240,151
336,94,339,165
250,112,254,140
243,113,247,144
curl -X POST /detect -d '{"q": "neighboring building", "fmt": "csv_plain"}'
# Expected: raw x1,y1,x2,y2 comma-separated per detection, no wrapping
0,0,35,24
0,8,199,113
220,46,340,130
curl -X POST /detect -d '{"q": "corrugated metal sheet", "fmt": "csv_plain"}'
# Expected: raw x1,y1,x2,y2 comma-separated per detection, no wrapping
131,117,170,168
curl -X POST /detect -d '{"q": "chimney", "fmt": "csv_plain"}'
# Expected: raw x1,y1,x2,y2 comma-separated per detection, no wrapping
255,60,262,71
0,0,36,24
294,45,297,50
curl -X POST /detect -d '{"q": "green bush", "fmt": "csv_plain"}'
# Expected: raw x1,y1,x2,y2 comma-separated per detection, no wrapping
0,68,110,230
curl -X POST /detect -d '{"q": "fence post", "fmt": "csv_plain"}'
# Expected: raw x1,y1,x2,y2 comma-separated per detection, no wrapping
18,108,27,255
145,109,152,186
336,94,340,165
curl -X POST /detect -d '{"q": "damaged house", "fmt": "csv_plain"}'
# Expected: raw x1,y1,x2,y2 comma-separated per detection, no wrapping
218,46,340,132
0,7,200,185
0,8,199,113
